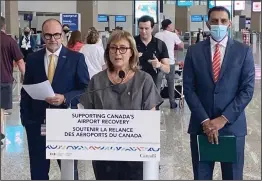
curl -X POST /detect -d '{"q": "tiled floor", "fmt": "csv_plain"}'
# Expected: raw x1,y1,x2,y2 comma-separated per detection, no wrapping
1,43,261,180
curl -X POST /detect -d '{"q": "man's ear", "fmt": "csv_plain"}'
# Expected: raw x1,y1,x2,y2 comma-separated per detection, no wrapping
206,21,211,30
228,20,232,28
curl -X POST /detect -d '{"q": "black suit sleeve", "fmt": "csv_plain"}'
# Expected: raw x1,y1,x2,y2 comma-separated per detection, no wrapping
183,46,210,124
20,56,33,125
64,53,90,107
222,47,255,124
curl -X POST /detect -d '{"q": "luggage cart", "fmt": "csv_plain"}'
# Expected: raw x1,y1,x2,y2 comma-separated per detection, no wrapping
160,63,184,109
174,64,184,108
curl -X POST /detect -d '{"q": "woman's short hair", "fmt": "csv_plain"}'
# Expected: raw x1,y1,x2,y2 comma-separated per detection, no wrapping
86,30,99,44
105,30,139,72
67,30,82,47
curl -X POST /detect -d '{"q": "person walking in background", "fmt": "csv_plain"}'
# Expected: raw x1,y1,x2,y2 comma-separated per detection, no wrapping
134,15,170,92
67,30,84,52
87,27,103,47
20,19,89,180
155,19,184,109
183,6,255,180
19,27,36,62
80,30,162,180
62,24,71,46
196,28,207,43
1,16,25,146
80,29,106,78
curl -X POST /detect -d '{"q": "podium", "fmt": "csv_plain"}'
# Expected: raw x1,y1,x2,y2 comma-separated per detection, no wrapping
46,109,160,180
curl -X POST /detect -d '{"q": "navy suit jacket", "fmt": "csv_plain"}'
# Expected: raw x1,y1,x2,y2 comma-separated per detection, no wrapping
20,46,90,126
183,38,255,136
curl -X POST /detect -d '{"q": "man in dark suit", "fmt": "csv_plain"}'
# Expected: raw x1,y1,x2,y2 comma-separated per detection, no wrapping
183,6,255,180
20,19,90,180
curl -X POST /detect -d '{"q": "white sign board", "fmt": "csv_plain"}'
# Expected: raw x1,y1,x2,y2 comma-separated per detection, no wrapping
234,1,245,11
46,109,160,162
253,2,261,12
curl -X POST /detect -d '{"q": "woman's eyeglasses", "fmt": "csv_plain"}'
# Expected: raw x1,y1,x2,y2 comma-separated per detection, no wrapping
44,33,62,40
109,47,130,54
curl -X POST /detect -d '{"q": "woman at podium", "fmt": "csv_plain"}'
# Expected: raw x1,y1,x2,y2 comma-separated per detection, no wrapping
80,30,163,180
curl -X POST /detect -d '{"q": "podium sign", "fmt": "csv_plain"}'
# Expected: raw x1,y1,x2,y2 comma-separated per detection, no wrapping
46,109,160,162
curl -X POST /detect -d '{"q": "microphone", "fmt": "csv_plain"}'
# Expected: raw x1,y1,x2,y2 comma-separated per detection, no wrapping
68,70,126,109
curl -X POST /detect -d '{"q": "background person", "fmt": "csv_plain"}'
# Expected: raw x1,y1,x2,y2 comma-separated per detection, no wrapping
80,29,106,78
134,15,170,92
19,27,36,62
155,19,184,109
0,16,25,146
67,30,84,52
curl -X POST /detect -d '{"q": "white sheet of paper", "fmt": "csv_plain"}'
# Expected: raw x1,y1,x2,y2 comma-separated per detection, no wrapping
22,80,55,100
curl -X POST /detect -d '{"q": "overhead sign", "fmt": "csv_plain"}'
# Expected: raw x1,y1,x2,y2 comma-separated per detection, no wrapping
97,15,108,22
253,2,261,12
177,0,193,7
46,109,160,162
60,13,81,31
204,15,208,22
208,0,216,9
191,15,203,22
135,1,158,23
234,1,245,10
115,15,126,22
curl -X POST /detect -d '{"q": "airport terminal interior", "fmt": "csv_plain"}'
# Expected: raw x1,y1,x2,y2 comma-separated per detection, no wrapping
1,0,261,180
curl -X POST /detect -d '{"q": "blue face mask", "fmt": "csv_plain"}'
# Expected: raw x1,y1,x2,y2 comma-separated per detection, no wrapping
210,25,228,42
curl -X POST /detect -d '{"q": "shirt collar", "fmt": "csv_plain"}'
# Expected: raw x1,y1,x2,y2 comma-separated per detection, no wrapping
210,36,228,48
46,45,63,57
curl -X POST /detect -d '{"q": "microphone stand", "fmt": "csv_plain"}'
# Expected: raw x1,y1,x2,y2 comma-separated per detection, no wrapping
68,70,126,109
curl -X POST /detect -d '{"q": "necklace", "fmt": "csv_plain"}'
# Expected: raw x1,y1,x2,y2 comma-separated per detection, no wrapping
111,70,131,84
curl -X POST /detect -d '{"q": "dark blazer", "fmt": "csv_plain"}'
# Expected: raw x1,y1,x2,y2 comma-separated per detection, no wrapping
20,46,89,126
183,38,255,136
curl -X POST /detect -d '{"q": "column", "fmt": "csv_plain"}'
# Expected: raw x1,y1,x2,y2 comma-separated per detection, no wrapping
175,6,189,33
76,0,98,39
1,0,5,17
251,0,261,32
5,0,19,36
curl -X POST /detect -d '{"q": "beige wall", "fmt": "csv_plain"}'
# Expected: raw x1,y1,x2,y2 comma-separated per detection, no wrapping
175,7,188,33
251,0,261,32
98,1,132,15
163,4,176,27
18,1,76,13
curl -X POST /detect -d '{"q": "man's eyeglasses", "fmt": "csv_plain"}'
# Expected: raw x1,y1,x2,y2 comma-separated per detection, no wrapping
109,47,130,54
44,33,62,40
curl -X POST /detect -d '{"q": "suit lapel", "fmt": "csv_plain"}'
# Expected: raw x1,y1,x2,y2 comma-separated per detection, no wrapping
39,49,48,80
203,38,214,82
52,46,68,85
218,38,234,81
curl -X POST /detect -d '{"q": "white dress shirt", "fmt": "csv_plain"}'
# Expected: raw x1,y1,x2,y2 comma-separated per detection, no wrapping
210,36,228,67
44,45,62,76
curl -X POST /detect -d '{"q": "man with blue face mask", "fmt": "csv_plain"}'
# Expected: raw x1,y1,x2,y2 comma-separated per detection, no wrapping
183,6,255,180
